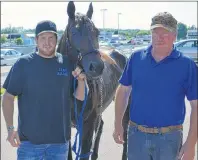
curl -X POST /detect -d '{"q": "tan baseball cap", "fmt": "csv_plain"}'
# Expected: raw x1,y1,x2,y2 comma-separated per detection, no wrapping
150,12,177,33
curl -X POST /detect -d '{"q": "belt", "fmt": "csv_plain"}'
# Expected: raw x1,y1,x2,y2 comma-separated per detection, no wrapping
129,121,183,134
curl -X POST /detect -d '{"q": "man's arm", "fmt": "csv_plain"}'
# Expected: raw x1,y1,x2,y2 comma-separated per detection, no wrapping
178,60,198,159
2,91,20,147
2,60,24,130
114,84,132,127
184,60,198,146
2,91,15,129
74,79,89,101
186,100,197,146
113,52,133,144
1,59,24,147
113,84,131,144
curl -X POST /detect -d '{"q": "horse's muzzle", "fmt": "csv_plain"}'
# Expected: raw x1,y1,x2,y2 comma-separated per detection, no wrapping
80,53,104,79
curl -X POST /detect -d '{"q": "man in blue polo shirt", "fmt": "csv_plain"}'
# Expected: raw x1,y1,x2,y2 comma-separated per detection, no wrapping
113,12,197,160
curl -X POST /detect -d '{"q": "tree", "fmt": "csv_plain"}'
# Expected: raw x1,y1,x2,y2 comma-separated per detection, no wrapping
188,25,197,30
136,30,150,36
114,30,118,35
177,22,187,40
15,38,23,45
0,35,7,43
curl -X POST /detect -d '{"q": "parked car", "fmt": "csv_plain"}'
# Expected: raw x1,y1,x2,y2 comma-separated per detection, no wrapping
99,41,112,47
174,39,198,63
109,39,121,47
127,39,144,45
1,49,24,66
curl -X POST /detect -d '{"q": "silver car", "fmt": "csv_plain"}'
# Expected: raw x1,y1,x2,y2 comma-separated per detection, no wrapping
1,49,24,66
174,39,198,63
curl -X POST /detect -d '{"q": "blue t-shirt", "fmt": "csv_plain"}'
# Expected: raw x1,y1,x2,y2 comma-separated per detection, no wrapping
119,45,198,127
3,52,74,144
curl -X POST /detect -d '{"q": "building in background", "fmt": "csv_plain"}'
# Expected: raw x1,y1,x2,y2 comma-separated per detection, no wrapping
6,33,36,45
187,29,198,39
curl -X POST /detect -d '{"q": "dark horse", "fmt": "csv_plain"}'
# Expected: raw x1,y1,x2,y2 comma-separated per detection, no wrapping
57,1,130,160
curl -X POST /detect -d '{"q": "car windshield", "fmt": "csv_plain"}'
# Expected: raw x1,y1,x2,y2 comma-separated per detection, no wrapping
1,50,7,55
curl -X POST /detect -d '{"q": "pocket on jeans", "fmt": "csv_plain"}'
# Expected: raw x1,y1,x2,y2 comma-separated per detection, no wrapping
164,129,183,142
163,129,183,154
128,125,137,136
47,142,69,155
17,145,36,159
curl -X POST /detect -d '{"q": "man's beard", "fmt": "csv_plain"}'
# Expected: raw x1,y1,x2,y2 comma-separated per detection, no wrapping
38,48,56,58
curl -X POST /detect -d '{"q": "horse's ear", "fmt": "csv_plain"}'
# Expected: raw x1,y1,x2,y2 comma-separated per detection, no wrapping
86,2,93,19
67,1,75,19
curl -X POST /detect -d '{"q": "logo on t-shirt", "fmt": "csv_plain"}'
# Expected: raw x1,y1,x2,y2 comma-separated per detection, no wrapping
57,68,68,76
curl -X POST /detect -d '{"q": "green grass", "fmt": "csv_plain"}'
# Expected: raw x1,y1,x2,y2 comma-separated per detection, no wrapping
0,88,18,99
1,88,5,95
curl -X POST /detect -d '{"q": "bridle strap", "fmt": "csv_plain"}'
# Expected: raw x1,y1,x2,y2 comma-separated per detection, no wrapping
65,24,100,66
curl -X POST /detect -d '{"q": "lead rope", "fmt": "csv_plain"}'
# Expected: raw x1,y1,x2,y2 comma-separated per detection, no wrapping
72,77,90,160
72,76,104,160
90,76,103,152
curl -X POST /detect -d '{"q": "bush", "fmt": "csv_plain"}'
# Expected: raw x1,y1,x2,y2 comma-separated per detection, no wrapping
15,38,23,45
0,35,7,44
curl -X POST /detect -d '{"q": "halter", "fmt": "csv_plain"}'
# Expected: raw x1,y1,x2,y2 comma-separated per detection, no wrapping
65,23,100,69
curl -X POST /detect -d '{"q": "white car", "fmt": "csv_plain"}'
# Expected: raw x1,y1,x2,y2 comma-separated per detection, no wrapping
174,39,198,63
99,41,112,47
1,49,24,66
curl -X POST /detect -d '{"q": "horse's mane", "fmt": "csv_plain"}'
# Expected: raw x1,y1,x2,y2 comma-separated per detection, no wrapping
75,13,93,28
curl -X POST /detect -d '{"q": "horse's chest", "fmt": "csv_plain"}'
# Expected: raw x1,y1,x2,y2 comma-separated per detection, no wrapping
99,64,120,104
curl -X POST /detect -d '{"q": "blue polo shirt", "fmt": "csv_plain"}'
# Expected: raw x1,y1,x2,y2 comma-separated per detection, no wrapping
119,45,198,127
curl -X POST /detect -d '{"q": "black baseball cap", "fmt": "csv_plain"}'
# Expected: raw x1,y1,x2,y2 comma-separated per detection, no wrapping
35,20,57,36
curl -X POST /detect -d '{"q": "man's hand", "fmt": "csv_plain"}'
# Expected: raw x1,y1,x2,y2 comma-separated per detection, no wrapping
178,141,196,160
7,130,21,147
72,66,89,101
72,66,86,81
113,123,124,144
113,85,131,145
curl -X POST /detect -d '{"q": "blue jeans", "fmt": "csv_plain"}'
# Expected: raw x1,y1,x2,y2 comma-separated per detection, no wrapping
17,141,69,160
127,125,183,160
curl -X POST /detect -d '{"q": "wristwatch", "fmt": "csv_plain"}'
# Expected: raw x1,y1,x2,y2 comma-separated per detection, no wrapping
7,126,14,132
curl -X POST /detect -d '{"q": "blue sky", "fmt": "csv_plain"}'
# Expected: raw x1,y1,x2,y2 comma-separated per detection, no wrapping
1,2,197,30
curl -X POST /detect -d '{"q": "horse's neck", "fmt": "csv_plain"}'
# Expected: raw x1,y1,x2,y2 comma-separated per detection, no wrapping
88,61,122,109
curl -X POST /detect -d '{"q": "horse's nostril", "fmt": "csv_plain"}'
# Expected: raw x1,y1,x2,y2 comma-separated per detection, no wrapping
89,63,95,72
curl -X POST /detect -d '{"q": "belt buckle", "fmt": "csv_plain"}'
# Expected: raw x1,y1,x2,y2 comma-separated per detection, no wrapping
141,125,149,133
138,125,144,132
161,126,171,133
153,127,159,133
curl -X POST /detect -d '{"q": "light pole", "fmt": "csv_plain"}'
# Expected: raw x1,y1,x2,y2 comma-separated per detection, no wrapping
100,9,107,29
117,12,122,36
100,9,107,40
9,23,12,44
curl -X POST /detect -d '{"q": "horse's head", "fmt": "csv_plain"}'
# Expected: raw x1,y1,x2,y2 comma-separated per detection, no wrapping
65,1,104,79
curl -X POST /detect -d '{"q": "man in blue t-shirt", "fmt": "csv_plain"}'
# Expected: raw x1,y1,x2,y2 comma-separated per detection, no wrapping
2,20,88,160
113,12,197,160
